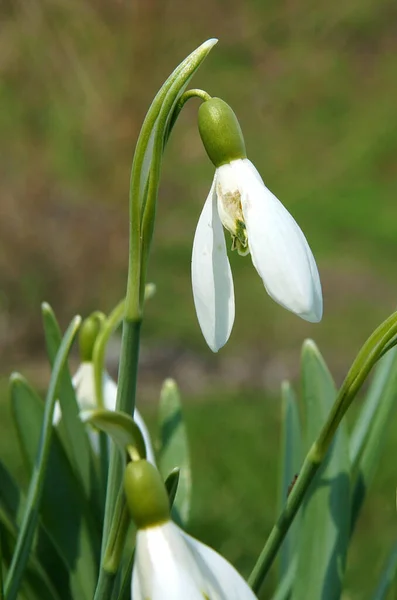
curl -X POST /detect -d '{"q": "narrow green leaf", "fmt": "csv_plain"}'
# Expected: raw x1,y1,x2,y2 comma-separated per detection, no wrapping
0,509,62,600
272,559,297,600
291,340,350,600
158,379,191,525
371,540,397,600
350,347,397,471
41,303,99,509
4,316,97,600
278,381,301,582
350,347,397,532
81,409,147,460
9,374,100,600
0,461,70,599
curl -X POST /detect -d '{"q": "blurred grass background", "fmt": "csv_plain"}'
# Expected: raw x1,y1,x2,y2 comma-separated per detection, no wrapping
1,0,397,597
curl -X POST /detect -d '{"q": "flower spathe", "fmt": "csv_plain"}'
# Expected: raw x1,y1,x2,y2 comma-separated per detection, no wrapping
53,362,156,464
132,520,258,600
192,157,323,352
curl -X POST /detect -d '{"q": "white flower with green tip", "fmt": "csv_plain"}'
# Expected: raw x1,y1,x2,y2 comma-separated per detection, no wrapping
192,98,323,352
125,460,258,600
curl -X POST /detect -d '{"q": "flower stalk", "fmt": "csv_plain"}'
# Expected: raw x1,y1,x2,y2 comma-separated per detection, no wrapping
96,40,217,600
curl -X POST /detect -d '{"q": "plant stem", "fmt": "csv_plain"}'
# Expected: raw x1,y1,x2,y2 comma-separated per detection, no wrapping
248,445,321,593
92,569,115,600
95,319,141,599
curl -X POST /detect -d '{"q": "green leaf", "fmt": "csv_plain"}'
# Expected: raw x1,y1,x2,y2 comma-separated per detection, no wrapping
371,540,397,600
158,379,191,525
0,461,70,599
291,340,350,600
41,303,100,511
350,346,397,532
81,409,147,460
9,375,100,599
6,316,100,600
278,381,301,582
350,347,397,471
272,559,297,600
0,518,60,600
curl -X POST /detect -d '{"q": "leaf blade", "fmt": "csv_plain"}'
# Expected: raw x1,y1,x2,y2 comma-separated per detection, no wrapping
158,379,191,525
291,340,350,600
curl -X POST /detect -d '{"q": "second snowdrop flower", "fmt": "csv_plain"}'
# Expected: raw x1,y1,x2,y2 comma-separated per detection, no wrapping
125,459,258,600
192,98,323,352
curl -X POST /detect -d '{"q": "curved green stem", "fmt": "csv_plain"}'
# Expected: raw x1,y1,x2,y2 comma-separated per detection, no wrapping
125,40,217,320
248,445,320,593
93,299,126,409
96,40,217,600
165,88,212,140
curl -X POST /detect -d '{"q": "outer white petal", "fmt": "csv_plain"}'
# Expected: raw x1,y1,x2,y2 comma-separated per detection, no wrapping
133,523,205,600
181,531,258,599
52,362,95,426
234,159,323,322
191,175,235,352
132,522,257,600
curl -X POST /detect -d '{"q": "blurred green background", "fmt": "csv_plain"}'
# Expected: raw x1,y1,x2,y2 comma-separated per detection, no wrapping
1,0,397,597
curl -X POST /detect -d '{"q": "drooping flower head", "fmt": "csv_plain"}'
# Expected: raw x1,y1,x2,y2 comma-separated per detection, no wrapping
192,98,323,351
125,459,258,600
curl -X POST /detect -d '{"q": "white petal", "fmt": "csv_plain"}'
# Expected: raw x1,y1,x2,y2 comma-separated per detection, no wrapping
182,531,258,600
132,522,257,600
134,408,156,466
235,159,323,322
133,523,205,600
191,176,235,352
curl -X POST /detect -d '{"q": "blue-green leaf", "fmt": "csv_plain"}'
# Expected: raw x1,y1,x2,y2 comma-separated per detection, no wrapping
9,375,100,600
278,381,302,582
158,379,191,525
41,303,100,512
5,316,100,600
291,340,350,600
350,346,397,532
371,540,397,600
0,461,68,599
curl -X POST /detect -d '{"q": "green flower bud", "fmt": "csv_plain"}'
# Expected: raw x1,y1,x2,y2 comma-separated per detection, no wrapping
79,313,103,362
124,460,170,529
198,97,247,168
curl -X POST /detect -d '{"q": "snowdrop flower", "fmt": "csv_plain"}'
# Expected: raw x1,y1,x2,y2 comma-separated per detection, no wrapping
53,317,155,464
125,459,258,600
192,98,323,351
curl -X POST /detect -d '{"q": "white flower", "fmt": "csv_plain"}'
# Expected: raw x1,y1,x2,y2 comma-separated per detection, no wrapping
53,362,156,464
132,520,258,599
192,158,323,351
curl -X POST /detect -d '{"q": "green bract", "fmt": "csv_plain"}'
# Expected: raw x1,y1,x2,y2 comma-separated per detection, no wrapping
198,97,247,167
124,460,170,529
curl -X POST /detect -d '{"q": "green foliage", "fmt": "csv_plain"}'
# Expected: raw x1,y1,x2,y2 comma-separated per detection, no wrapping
292,341,350,600
158,379,192,526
